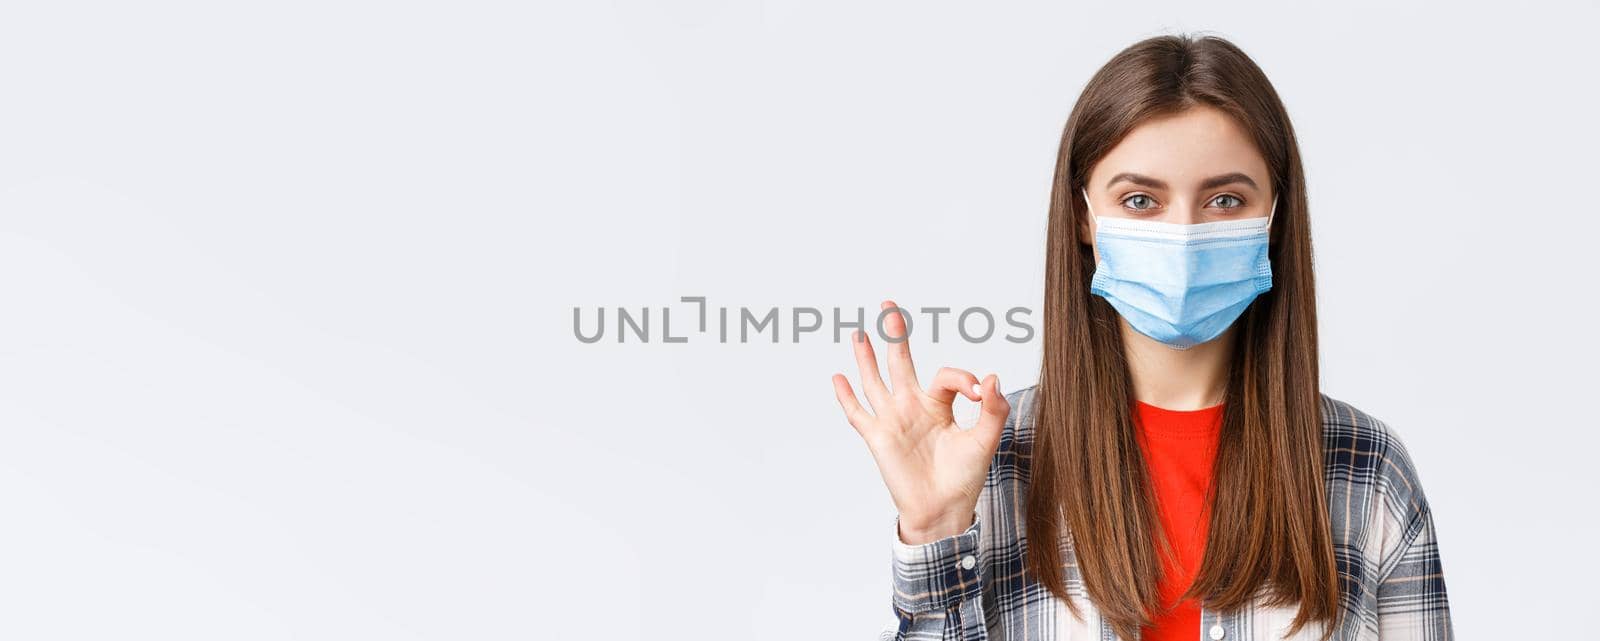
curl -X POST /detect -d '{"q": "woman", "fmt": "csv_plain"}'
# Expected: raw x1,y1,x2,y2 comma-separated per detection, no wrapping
831,34,1453,641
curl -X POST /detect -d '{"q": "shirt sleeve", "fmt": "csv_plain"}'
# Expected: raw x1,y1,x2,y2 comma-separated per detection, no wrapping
878,511,989,641
1375,502,1453,639
1372,426,1455,639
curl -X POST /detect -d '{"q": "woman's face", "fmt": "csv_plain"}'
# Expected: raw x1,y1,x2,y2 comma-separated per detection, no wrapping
1079,104,1275,259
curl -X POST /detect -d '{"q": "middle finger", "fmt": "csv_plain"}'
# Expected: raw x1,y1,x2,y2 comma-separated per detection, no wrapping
879,300,921,394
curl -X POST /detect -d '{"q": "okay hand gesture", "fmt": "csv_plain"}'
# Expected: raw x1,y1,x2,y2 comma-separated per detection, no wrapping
832,300,1010,545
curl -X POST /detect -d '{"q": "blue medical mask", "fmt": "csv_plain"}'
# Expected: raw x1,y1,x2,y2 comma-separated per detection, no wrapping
1082,188,1275,350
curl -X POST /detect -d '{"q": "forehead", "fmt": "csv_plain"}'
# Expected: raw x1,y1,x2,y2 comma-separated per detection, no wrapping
1089,104,1268,189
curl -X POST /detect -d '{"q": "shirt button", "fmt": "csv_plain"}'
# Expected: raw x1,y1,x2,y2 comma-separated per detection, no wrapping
1208,624,1225,640
959,555,976,570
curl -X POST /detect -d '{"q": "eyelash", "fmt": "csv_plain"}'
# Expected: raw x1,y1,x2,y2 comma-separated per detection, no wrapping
1119,193,1248,211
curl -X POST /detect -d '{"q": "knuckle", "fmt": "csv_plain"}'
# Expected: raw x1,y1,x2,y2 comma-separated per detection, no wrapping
849,409,874,429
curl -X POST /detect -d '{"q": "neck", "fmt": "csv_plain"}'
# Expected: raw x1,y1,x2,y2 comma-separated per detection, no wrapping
1119,317,1234,411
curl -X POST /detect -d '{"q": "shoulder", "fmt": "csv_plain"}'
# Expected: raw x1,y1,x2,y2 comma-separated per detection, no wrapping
1000,385,1041,446
990,385,1040,480
1317,393,1439,577
1317,392,1433,512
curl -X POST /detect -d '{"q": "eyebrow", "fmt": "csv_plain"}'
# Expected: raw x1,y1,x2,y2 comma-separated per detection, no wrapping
1105,172,1259,191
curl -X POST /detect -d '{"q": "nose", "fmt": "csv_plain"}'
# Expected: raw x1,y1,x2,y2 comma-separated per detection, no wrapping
1168,201,1205,225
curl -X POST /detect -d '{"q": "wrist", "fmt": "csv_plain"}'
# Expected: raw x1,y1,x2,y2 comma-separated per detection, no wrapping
898,509,975,545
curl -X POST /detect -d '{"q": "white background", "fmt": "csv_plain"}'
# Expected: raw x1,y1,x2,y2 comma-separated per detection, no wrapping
2,1,1594,639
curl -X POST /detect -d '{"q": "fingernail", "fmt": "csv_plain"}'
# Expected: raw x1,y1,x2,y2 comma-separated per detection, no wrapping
993,376,1002,394
971,384,983,398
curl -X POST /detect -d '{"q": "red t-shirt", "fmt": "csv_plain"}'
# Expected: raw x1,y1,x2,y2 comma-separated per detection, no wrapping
1131,399,1225,641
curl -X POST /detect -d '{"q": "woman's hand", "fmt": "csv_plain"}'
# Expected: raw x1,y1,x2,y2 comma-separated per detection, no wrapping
832,300,1010,545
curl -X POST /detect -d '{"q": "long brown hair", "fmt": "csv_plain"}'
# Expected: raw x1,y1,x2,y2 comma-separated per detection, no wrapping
1029,34,1337,640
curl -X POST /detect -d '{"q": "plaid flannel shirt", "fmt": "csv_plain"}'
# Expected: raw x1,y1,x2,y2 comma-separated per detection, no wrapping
881,386,1453,641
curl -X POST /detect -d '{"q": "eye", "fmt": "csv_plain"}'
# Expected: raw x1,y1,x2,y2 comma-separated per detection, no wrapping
1208,193,1245,209
1120,193,1159,211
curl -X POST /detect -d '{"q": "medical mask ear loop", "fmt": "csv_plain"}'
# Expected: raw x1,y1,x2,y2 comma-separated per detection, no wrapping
1265,195,1278,235
1079,188,1116,232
